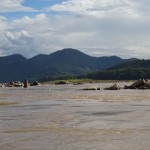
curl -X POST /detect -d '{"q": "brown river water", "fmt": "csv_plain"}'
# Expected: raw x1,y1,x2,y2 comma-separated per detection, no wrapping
0,82,150,150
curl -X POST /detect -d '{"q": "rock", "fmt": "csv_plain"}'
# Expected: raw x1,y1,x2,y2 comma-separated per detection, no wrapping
55,80,69,85
14,83,23,87
124,79,145,89
138,86,148,90
73,82,83,85
6,81,23,87
124,79,150,89
144,80,150,88
124,85,137,89
83,86,97,90
97,87,101,90
104,83,121,90
124,85,130,89
24,79,28,88
13,81,23,87
130,79,144,88
0,84,4,88
9,81,14,86
30,81,40,86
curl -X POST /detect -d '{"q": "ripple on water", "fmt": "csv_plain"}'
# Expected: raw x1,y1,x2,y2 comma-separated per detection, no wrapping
1,84,150,150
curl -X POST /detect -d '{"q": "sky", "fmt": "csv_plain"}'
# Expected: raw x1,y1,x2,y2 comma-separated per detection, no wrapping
0,0,150,58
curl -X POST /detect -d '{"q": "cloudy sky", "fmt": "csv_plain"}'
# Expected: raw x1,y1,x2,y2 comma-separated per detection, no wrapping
0,0,150,58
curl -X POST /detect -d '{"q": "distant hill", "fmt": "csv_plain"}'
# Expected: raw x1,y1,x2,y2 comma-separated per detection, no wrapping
83,59,150,80
0,54,26,65
0,48,126,82
0,54,27,82
109,59,150,70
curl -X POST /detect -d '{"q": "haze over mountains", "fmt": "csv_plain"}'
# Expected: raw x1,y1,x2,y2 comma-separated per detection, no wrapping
0,48,127,82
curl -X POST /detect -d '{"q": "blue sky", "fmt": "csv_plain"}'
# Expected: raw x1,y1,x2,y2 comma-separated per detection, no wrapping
23,0,65,9
0,0,150,58
0,0,65,19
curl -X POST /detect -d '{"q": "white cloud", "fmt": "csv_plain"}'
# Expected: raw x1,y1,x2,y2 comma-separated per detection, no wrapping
48,0,141,18
0,1,150,58
5,30,32,45
0,0,35,12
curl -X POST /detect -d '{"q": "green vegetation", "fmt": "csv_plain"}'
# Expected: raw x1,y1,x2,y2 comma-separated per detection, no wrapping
42,78,95,84
83,68,150,80
1,49,150,82
0,48,124,82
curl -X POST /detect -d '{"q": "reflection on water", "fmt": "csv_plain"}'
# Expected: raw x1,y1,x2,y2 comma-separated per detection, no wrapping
0,83,150,150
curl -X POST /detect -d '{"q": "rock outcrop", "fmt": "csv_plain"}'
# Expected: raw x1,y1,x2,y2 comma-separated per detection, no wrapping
124,79,150,89
23,79,28,88
82,86,101,90
104,83,121,90
55,80,69,85
30,81,40,86
4,81,23,87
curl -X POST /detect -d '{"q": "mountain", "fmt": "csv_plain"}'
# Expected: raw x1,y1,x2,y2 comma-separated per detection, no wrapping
0,48,126,82
83,59,150,80
109,59,149,70
0,54,26,65
0,54,27,82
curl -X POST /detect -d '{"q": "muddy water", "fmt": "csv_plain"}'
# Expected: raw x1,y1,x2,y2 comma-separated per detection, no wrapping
0,83,150,150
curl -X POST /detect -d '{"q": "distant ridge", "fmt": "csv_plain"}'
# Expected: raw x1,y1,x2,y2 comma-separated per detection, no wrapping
83,58,150,80
0,54,26,64
0,48,127,82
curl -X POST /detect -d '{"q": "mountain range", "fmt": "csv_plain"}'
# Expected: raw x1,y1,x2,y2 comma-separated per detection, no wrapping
84,59,150,80
0,48,126,82
1,48,149,82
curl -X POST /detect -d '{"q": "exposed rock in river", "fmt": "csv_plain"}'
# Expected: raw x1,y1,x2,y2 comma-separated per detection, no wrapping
104,83,121,90
124,79,150,89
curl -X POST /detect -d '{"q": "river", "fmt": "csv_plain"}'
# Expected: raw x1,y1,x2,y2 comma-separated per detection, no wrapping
0,82,150,150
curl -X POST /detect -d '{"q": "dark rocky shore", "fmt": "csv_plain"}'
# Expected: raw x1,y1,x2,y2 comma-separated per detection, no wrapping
1,79,150,91
0,80,40,88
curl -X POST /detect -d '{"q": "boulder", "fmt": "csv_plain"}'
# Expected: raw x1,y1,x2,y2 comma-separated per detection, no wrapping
9,81,14,86
24,79,28,88
73,82,83,85
97,87,101,90
83,86,97,90
144,79,150,88
104,83,121,90
13,81,23,87
55,80,69,85
82,86,102,90
30,81,40,86
124,79,150,89
0,84,4,88
130,79,144,88
138,86,148,90
6,81,23,87
124,85,136,89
